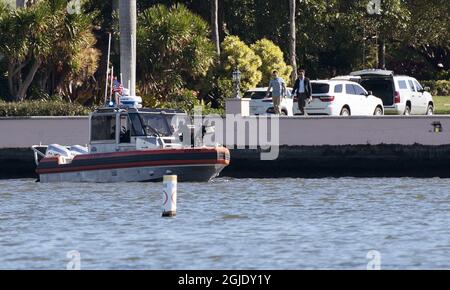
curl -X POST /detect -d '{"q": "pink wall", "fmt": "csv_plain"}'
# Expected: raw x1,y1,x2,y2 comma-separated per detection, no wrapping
1,116,450,148
275,116,450,146
0,117,89,148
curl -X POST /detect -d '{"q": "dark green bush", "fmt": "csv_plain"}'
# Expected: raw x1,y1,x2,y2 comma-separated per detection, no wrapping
0,100,91,117
421,80,450,96
143,89,225,116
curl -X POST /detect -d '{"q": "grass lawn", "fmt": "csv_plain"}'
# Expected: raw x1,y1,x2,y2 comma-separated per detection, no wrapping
434,96,450,115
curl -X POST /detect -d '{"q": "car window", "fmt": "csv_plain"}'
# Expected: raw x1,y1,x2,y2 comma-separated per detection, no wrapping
312,83,330,94
414,80,423,92
408,80,416,92
345,84,356,95
398,80,408,90
244,91,269,99
353,84,367,95
334,84,343,93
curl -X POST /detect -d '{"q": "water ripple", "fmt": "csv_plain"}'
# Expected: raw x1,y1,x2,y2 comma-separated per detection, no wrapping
0,178,449,269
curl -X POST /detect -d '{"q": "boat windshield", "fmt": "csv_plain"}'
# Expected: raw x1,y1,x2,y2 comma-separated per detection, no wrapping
164,114,192,134
139,113,173,137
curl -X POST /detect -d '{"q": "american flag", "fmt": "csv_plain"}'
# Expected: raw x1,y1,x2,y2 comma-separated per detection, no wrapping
112,78,123,95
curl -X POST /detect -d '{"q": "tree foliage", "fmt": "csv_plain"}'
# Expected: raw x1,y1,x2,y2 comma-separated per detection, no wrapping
251,38,292,86
220,35,262,94
2,0,449,110
136,3,215,102
0,0,99,102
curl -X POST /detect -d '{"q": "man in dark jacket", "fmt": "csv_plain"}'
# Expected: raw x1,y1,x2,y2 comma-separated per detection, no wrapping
292,69,313,116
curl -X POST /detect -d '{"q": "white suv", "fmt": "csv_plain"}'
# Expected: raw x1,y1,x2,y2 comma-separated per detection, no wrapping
245,87,294,116
301,80,384,116
349,70,434,115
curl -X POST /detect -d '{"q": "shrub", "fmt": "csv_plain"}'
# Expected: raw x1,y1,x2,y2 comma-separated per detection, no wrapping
251,39,293,86
0,100,91,117
142,89,225,116
220,35,262,96
421,80,450,96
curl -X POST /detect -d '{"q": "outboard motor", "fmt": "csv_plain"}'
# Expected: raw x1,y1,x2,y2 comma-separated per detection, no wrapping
46,144,72,158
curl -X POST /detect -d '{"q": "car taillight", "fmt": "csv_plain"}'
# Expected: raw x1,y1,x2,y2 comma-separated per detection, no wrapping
319,96,335,102
394,91,401,103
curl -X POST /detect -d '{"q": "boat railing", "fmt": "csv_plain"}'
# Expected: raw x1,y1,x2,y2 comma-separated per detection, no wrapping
31,144,89,166
31,145,47,166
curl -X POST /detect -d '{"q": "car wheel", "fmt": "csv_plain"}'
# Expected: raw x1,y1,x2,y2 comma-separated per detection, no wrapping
340,107,350,116
426,104,434,116
373,106,383,116
404,105,411,116
281,110,287,116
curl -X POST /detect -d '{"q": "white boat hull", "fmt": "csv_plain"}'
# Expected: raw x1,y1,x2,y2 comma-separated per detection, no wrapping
39,163,228,183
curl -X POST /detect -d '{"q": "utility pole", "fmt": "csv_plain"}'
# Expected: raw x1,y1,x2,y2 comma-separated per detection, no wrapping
119,0,137,96
211,0,220,62
289,0,298,84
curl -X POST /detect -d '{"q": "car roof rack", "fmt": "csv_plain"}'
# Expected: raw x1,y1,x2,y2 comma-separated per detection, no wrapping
138,108,186,114
93,107,187,114
330,76,362,82
350,69,394,77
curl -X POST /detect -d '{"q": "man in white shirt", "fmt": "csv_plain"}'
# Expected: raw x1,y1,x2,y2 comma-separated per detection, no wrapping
292,69,312,116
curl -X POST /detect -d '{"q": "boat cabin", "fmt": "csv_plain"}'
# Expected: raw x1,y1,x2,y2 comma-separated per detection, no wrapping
89,107,191,153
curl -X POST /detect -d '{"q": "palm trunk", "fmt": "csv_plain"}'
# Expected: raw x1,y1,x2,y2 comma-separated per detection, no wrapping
17,60,40,101
8,62,15,98
211,0,220,61
119,0,137,96
289,0,297,84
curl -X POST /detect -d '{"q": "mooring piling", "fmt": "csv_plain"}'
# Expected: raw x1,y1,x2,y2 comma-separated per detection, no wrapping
162,175,177,217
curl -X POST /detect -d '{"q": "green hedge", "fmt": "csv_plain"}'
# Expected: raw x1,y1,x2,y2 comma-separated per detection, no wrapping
0,100,91,117
421,80,450,96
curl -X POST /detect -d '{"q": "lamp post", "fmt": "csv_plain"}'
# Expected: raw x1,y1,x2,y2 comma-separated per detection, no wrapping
232,67,241,99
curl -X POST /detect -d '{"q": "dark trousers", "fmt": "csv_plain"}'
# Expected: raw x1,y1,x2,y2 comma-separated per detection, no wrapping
298,93,309,115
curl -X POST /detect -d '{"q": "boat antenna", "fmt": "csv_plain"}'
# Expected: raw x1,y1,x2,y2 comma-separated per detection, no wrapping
131,33,135,96
110,66,114,106
104,33,112,106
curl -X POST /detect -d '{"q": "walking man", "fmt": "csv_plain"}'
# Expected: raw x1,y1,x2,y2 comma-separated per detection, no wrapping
292,69,312,115
266,71,286,115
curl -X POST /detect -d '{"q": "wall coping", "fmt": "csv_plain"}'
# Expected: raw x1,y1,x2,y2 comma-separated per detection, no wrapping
0,116,89,120
1,115,450,121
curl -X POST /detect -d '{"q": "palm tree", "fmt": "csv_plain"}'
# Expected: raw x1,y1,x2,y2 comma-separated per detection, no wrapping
0,2,50,101
211,0,220,61
289,0,297,83
0,0,99,101
119,0,137,96
137,4,215,100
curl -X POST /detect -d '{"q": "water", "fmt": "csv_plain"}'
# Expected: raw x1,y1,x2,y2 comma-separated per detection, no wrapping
0,178,449,270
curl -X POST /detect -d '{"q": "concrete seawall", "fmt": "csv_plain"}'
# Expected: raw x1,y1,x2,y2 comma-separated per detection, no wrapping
223,145,450,178
1,116,450,179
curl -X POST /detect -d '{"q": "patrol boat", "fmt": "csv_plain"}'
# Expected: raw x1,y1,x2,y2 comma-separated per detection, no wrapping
32,107,230,183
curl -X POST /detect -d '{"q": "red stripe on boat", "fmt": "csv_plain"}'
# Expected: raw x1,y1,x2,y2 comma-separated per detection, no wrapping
36,159,230,174
75,147,229,160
